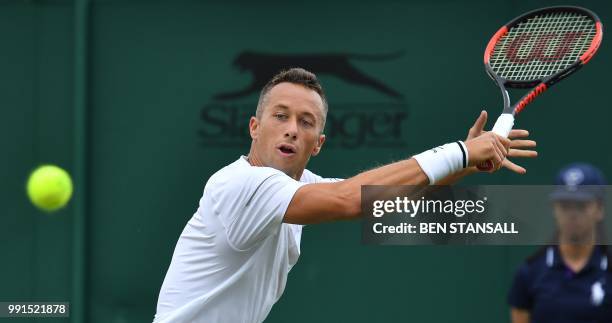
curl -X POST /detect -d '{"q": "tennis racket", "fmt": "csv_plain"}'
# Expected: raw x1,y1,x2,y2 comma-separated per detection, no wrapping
478,6,603,170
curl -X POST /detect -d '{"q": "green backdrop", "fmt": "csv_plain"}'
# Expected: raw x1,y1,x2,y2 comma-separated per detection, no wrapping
1,0,610,322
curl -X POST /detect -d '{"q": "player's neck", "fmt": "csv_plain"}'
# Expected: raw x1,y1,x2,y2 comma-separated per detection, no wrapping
246,149,303,181
246,148,263,168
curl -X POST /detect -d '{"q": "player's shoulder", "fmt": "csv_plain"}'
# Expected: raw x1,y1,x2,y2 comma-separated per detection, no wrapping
300,168,343,184
299,168,322,184
206,156,287,190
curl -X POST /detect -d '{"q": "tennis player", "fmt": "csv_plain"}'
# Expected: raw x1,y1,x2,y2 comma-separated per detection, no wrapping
153,68,537,323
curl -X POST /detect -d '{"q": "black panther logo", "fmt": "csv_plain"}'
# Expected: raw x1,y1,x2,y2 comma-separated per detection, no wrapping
214,51,405,100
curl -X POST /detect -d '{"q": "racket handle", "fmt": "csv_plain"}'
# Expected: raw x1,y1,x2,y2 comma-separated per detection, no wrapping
477,113,515,171
490,113,514,137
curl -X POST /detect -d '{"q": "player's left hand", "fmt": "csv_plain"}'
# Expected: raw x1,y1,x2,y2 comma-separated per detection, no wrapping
467,110,537,174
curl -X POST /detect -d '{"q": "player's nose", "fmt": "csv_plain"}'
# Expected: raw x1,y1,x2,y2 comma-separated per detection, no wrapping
284,119,298,140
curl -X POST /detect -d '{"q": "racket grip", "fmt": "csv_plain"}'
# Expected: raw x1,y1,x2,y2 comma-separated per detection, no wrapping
490,113,514,137
477,113,515,171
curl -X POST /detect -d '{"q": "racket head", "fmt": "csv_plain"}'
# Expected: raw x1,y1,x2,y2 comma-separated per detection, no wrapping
484,6,603,89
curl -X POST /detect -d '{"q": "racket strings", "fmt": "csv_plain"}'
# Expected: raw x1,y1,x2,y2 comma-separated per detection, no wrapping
489,11,597,81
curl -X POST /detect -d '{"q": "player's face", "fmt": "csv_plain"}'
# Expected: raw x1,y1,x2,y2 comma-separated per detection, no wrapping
553,200,603,244
249,82,326,179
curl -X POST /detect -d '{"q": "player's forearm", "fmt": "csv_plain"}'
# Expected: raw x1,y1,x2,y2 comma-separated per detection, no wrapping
345,158,429,187
285,158,430,224
329,158,438,220
334,140,479,218
436,166,479,185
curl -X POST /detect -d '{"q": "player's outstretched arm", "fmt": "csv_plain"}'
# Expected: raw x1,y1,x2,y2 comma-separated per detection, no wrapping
284,119,513,225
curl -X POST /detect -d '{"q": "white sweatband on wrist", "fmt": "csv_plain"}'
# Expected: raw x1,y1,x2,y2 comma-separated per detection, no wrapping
413,141,468,185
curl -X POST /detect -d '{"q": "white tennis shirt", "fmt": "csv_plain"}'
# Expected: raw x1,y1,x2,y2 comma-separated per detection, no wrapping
154,156,339,323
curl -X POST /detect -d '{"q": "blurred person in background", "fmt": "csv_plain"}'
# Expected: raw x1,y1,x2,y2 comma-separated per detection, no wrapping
508,163,612,323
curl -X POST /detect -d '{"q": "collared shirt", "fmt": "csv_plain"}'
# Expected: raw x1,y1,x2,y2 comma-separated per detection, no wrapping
154,156,341,323
508,246,612,323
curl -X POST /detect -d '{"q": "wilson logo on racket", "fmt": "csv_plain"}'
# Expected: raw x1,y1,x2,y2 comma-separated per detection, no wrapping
506,32,586,63
477,6,603,171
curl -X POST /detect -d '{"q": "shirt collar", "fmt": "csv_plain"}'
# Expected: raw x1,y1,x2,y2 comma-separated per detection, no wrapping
548,246,607,273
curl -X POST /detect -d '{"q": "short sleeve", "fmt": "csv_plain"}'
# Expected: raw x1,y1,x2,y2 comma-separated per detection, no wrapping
508,264,534,310
209,166,306,251
318,177,343,183
299,169,343,184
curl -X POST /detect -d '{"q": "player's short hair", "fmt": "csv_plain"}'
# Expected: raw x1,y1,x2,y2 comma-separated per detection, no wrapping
256,68,328,131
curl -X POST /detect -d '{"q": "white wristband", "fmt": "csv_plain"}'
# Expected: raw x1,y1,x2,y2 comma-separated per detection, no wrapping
413,141,468,185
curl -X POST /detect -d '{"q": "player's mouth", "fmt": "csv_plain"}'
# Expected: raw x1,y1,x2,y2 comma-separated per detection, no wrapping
276,143,297,157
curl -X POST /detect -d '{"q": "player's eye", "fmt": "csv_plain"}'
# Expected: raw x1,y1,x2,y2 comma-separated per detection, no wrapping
301,119,314,128
274,113,288,120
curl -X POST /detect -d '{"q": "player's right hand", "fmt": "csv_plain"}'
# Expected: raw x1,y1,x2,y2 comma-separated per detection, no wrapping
464,132,510,172
464,110,537,173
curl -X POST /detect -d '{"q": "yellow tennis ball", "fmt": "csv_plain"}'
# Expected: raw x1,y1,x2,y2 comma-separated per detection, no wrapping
27,165,73,212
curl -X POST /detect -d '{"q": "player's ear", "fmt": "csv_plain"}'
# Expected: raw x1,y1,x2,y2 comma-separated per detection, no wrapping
249,117,259,140
311,134,326,156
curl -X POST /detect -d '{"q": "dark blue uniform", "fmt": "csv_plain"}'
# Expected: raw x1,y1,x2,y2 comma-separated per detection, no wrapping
508,246,612,323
